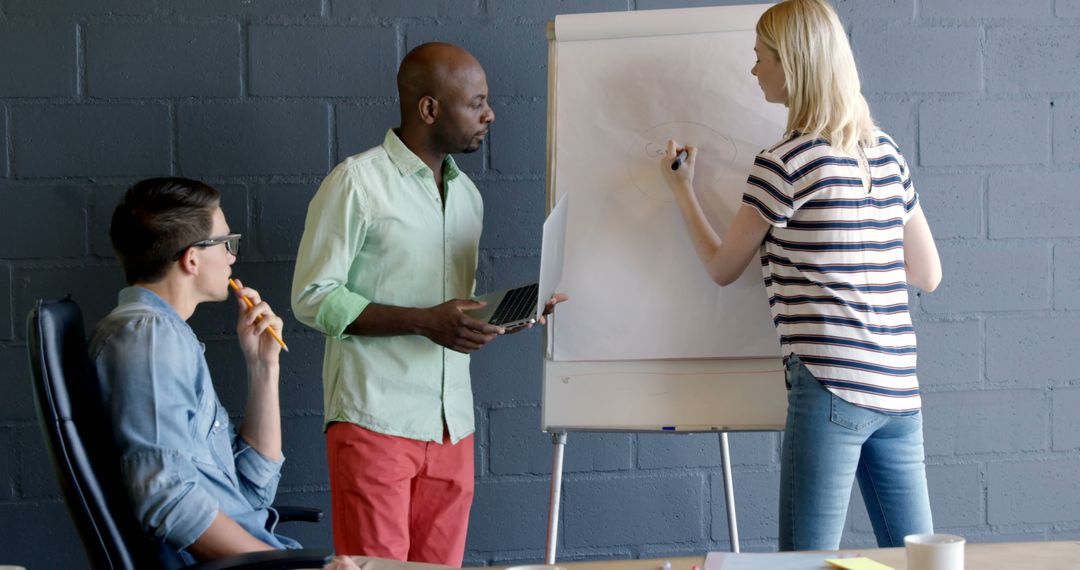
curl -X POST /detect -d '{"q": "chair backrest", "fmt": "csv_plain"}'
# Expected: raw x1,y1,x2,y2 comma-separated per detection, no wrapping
26,297,155,570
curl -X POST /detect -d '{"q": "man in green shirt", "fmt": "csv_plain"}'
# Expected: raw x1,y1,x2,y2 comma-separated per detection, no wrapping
292,42,503,566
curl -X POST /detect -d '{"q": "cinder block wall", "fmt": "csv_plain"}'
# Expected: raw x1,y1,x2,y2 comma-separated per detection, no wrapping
2,0,1079,566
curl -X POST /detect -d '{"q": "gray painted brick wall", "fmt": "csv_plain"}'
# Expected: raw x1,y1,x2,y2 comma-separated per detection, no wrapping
1057,243,1080,309
916,173,982,239
249,26,398,97
2,0,1079,567
923,242,1051,313
86,23,242,98
987,26,1080,92
0,22,76,97
13,104,172,177
853,24,982,93
921,0,1051,20
1060,0,1080,17
1,109,8,178
920,100,1050,166
1054,100,1080,163
0,265,12,341
178,102,331,176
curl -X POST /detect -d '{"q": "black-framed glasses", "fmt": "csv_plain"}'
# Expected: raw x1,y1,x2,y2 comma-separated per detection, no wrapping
174,233,242,260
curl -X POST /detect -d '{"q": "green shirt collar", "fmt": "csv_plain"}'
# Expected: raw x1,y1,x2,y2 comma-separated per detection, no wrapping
383,129,461,182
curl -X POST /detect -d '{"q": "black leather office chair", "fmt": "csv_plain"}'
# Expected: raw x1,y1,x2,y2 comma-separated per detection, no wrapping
27,297,333,570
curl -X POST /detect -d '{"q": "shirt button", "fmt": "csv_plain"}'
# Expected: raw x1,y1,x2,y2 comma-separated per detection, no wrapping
214,421,220,428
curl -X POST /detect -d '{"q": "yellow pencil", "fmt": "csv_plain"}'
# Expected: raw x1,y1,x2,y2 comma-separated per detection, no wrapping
229,278,289,352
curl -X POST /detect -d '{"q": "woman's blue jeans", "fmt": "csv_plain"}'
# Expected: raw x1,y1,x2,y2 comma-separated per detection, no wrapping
779,354,934,551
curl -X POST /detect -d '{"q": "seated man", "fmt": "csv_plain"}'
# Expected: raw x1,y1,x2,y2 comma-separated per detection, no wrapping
89,177,355,568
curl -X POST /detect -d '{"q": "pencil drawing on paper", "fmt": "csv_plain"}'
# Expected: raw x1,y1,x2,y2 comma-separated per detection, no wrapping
628,121,740,202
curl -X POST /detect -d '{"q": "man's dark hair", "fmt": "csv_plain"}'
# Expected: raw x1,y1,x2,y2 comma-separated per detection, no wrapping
110,177,221,285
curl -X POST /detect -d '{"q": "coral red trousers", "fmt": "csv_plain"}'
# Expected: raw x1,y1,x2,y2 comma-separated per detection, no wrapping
326,422,474,567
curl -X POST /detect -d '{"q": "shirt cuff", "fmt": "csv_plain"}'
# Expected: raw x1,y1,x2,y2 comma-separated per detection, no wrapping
902,190,920,223
122,449,219,551
233,438,285,490
742,193,790,227
315,286,370,340
166,488,219,551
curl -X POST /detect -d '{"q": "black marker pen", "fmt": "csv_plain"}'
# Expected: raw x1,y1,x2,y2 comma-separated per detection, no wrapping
671,149,688,171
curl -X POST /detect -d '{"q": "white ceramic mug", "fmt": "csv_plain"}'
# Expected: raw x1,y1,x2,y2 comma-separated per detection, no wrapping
905,533,965,570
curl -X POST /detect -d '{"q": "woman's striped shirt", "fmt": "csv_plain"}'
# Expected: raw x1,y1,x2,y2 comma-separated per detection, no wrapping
741,130,921,414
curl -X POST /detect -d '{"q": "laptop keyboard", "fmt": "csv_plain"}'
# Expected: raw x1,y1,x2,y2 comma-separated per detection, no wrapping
489,283,539,325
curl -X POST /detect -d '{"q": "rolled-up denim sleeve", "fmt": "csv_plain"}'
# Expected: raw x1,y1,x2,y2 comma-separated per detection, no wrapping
95,317,219,551
233,434,284,509
121,449,218,549
291,164,371,340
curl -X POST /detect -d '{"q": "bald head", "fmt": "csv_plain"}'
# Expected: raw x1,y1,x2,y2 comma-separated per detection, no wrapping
398,43,485,122
395,42,494,155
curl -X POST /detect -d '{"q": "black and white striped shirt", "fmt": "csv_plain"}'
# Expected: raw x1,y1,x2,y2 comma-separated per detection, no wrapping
742,130,921,414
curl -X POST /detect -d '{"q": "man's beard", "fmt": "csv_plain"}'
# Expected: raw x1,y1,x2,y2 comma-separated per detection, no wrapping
435,126,485,155
458,132,486,154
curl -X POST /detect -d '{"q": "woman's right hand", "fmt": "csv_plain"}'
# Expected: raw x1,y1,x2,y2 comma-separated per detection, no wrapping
661,139,698,195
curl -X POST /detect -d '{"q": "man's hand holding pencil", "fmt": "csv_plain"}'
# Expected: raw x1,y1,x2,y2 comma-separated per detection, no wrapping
230,278,288,365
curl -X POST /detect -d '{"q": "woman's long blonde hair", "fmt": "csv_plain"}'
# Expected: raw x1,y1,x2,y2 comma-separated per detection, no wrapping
756,0,875,157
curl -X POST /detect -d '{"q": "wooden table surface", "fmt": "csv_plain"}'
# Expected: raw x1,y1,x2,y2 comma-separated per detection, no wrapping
501,541,1080,570
356,540,1080,570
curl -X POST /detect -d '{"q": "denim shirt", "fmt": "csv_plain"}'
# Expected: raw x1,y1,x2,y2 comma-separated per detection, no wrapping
89,287,299,562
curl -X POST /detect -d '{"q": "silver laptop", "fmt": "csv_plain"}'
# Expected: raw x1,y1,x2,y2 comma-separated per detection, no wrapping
466,193,569,330
468,283,541,329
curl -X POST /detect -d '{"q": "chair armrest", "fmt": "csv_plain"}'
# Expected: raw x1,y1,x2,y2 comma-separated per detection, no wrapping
273,505,324,523
186,547,333,570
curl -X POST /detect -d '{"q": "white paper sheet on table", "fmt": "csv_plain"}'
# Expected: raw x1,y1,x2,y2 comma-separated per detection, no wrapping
550,6,787,361
704,551,837,570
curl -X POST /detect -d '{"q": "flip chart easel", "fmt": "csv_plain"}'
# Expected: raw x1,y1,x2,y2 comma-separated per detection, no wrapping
542,5,789,563
540,359,787,562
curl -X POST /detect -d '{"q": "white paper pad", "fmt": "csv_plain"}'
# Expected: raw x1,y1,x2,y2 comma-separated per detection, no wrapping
537,193,569,318
550,6,786,361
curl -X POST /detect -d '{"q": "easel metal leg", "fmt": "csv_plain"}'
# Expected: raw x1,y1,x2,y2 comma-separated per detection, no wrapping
720,432,740,553
545,432,568,565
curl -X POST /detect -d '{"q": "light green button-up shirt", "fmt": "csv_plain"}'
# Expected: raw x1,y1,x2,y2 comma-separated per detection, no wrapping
292,129,483,444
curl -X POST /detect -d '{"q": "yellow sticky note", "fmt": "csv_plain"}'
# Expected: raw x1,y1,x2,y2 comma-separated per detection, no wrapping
825,557,894,570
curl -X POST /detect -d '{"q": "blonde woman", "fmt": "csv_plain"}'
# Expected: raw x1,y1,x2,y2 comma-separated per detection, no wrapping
661,0,941,551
